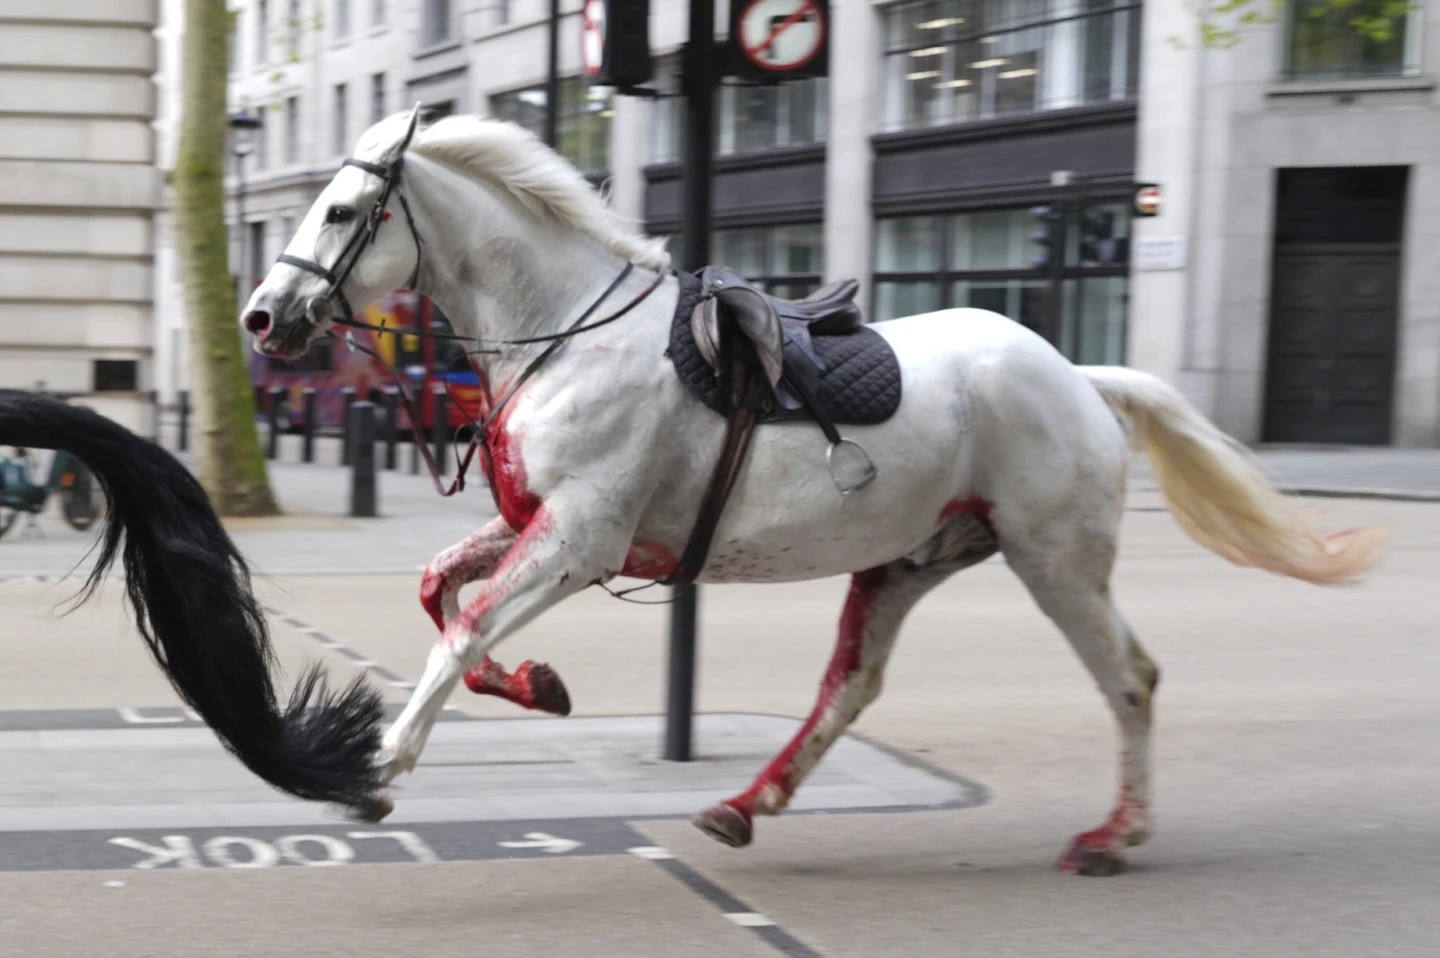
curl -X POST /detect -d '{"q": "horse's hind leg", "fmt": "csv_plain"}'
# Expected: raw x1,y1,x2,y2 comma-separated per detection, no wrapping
420,517,571,716
694,556,975,848
1004,537,1159,876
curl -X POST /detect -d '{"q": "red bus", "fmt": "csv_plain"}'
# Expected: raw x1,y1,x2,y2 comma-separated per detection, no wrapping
249,290,483,435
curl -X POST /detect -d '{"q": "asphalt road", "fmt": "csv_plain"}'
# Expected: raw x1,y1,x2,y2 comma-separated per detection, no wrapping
0,490,1436,957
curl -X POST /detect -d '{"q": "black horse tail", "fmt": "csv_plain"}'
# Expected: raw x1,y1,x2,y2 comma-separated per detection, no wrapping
0,389,383,807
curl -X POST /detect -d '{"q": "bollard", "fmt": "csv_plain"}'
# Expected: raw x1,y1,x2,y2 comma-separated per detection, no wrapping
430,388,450,473
348,401,378,518
383,388,399,471
301,388,317,463
266,386,284,460
178,390,191,452
339,387,357,466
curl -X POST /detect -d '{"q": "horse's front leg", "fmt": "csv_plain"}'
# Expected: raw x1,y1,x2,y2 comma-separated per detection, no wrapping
352,506,623,820
420,516,571,716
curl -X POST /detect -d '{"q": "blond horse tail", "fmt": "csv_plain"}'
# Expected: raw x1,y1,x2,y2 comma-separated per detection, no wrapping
1080,366,1386,585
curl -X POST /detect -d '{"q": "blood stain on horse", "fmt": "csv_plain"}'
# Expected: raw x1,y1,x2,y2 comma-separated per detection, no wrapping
622,541,677,580
939,495,997,539
726,566,888,817
475,382,542,532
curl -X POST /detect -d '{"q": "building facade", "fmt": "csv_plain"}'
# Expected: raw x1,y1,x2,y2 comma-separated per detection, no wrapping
2,0,160,431
1134,0,1439,446
160,1,1434,445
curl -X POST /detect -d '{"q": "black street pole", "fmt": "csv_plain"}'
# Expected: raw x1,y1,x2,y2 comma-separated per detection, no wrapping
665,0,717,763
544,0,561,148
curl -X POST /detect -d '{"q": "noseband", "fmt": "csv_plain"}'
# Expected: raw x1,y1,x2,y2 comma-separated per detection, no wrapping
276,156,424,326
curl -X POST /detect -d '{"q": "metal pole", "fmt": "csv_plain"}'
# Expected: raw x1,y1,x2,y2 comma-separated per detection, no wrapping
382,388,399,470
544,0,560,149
301,387,317,463
265,386,283,459
665,0,718,763
431,388,450,472
340,387,357,465
178,390,191,452
235,151,247,307
348,402,378,518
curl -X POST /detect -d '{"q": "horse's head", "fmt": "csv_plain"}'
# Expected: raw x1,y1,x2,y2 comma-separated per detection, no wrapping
241,106,424,359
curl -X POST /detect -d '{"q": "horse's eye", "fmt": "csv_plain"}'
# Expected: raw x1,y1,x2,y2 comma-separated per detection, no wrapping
325,205,354,225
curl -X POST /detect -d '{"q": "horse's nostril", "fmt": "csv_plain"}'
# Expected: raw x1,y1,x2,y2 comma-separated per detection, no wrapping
244,310,272,335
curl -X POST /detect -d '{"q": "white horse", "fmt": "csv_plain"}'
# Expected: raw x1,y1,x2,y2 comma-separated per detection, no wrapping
238,108,1384,876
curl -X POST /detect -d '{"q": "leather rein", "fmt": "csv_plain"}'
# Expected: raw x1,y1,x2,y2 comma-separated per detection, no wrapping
276,147,746,598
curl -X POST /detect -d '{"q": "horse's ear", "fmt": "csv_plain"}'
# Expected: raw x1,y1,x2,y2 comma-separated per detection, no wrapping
383,103,423,163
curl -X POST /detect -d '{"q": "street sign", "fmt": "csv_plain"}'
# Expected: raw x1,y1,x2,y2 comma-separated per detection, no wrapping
1134,183,1161,217
728,0,830,80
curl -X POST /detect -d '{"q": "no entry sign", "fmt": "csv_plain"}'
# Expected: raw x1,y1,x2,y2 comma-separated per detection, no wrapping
1134,183,1161,217
728,0,830,80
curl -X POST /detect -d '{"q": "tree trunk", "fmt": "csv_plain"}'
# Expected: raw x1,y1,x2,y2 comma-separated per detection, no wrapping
173,0,279,516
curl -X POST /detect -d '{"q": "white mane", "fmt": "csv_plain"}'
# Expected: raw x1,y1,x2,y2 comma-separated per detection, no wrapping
356,113,670,271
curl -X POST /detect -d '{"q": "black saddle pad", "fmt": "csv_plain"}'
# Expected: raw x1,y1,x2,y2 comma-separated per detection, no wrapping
668,270,902,426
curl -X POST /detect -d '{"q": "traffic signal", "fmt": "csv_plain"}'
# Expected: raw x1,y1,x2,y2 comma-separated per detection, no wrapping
1029,205,1063,270
582,0,652,89
1078,209,1126,265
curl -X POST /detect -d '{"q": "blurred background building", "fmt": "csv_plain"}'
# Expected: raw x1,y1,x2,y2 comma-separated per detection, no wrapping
140,0,1437,446
1,0,160,431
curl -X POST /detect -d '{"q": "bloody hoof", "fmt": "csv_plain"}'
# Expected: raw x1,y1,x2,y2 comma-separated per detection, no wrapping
1057,841,1127,877
526,662,572,717
693,803,753,848
344,791,395,824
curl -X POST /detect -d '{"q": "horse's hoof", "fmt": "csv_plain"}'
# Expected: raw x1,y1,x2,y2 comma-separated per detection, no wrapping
527,662,572,717
693,803,753,848
1057,840,1127,877
346,792,395,824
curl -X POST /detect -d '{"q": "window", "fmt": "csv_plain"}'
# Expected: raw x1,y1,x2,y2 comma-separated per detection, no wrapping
94,360,138,393
873,202,1132,364
492,78,613,175
650,57,827,162
373,0,386,26
255,0,269,65
1283,0,1417,80
422,99,456,123
253,114,269,169
713,225,825,298
286,0,300,59
284,95,300,163
423,0,452,45
333,84,348,154
371,72,386,122
336,0,351,38
880,0,1141,132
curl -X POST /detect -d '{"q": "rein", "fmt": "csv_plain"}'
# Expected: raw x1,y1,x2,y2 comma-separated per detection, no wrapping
350,263,666,498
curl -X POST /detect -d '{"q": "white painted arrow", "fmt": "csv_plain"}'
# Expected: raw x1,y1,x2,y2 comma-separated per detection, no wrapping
497,832,582,854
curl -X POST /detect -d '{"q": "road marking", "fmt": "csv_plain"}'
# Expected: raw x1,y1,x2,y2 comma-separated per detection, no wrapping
627,845,675,860
726,912,777,928
498,832,582,854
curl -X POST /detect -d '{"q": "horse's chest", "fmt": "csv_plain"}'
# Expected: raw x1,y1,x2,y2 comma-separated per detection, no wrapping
482,420,542,532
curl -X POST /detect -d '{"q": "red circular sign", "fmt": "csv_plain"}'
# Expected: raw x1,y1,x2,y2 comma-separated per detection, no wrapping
737,0,826,72
1135,185,1161,216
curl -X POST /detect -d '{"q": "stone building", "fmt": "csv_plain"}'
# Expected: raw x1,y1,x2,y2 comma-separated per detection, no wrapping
0,0,160,430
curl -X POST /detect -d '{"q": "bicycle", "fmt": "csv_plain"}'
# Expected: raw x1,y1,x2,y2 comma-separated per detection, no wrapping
0,446,103,540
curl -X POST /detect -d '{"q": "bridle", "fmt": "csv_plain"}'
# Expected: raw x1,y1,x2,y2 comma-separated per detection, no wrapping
272,139,667,505
276,155,425,330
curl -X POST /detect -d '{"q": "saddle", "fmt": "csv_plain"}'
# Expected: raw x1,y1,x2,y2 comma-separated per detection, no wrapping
664,267,903,588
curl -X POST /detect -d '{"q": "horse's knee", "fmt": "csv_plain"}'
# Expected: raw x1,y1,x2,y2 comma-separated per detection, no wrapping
419,564,447,632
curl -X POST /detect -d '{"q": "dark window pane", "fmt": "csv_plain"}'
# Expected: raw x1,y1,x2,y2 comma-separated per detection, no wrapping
94,360,138,392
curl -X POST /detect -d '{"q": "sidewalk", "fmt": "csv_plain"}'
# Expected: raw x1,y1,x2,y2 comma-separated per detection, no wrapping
2,439,1439,580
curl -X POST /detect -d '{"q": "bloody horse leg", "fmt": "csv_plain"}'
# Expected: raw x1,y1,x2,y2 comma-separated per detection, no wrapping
693,559,964,847
419,517,571,716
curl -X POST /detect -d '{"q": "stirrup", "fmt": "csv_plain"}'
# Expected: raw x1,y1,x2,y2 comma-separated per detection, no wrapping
826,438,878,497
